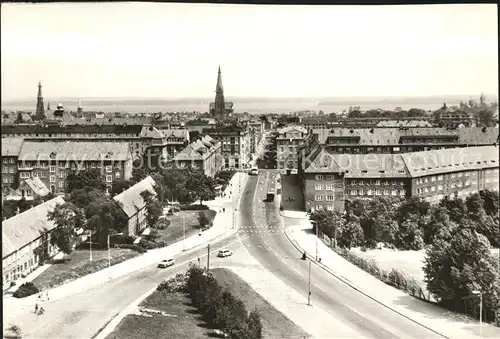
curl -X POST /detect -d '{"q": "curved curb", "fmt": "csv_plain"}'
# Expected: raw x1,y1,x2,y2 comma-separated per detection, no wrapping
282,227,449,339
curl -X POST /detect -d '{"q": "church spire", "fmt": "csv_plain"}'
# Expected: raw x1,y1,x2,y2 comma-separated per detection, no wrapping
213,66,226,120
35,81,46,121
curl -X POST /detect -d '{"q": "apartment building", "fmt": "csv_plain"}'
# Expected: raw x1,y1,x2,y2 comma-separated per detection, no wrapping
248,120,264,154
3,196,65,288
276,126,309,173
298,137,499,213
313,127,498,154
1,124,169,160
301,116,433,130
202,123,251,170
113,176,156,237
158,128,190,158
16,141,133,195
173,135,223,177
437,110,478,127
2,138,24,195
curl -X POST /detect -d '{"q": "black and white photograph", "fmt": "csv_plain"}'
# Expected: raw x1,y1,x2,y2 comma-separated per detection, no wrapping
1,2,499,339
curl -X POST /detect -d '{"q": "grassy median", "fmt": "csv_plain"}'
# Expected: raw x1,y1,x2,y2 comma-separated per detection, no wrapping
106,268,310,339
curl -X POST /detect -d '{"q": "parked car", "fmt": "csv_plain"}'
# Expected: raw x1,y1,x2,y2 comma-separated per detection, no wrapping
157,258,175,268
217,249,233,258
212,329,228,338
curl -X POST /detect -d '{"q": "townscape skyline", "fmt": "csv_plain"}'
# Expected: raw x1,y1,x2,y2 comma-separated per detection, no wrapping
2,3,498,101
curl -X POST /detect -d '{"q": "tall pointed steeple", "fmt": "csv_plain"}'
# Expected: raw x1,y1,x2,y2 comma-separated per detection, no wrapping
35,81,46,121
213,65,226,120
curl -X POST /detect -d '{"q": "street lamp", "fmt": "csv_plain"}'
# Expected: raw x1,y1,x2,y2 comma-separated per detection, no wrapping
88,230,93,262
107,232,123,280
472,290,483,339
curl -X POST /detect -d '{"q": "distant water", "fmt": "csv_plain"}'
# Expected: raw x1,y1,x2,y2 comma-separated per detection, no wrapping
0,98,472,114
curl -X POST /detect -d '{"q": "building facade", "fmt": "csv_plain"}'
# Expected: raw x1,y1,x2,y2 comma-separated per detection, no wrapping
202,123,251,170
113,176,156,237
15,141,133,195
276,126,309,173
312,127,498,154
2,196,65,288
298,137,499,213
2,138,24,196
173,135,223,177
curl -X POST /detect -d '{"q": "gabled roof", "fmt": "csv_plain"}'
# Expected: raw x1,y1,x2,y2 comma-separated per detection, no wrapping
24,177,50,196
304,147,343,173
140,126,165,139
160,129,188,139
113,176,156,218
174,144,204,160
401,145,499,178
277,125,308,135
18,141,131,161
1,138,24,157
2,196,65,258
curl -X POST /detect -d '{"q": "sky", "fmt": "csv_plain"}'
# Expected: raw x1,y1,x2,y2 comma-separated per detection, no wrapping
1,3,498,101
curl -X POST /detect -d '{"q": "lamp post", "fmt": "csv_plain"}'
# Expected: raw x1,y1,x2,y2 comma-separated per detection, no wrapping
472,290,483,339
88,230,93,262
307,260,312,306
182,216,186,251
107,232,123,280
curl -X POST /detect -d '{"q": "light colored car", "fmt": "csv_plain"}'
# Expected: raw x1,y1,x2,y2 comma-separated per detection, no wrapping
212,329,228,338
217,249,233,258
157,258,175,268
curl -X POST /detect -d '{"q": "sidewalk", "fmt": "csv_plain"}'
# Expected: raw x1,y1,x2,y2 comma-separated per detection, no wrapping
284,222,500,339
4,172,248,311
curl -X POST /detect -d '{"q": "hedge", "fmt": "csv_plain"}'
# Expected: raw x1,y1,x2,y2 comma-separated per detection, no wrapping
115,244,147,254
13,282,39,298
334,247,428,300
180,204,209,211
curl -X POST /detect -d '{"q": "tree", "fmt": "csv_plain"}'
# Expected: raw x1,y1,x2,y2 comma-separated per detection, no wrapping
338,219,364,249
479,189,499,216
465,193,485,218
424,225,500,320
110,179,133,197
141,190,163,228
216,290,249,337
438,196,467,224
424,206,456,245
395,214,424,250
86,198,128,246
478,109,495,127
247,310,263,339
14,112,24,124
187,170,216,205
373,214,398,245
131,158,150,184
198,211,210,229
396,197,430,224
47,202,87,254
66,169,105,193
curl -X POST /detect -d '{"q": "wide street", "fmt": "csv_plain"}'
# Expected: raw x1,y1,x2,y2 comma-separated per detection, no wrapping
7,142,444,339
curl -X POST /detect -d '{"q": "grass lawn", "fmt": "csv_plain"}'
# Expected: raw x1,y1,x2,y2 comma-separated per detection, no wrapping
31,249,138,290
212,268,310,339
156,209,216,245
106,291,213,339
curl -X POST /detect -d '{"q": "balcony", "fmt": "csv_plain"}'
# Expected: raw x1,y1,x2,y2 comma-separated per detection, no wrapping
18,164,34,171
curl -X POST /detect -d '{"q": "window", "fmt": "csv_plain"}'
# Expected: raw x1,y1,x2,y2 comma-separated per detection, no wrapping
367,189,373,196
325,184,334,190
2,159,6,164
33,172,38,177
424,177,429,183
325,175,333,180
41,172,46,178
437,175,443,180
399,190,405,196
383,189,389,195
314,195,323,201
326,195,334,201
9,167,14,173
431,186,436,192
431,176,436,182
115,172,121,179
350,189,357,195
375,189,381,195
451,173,456,179
114,163,120,169
458,172,463,177
41,162,48,168
105,166,112,173
438,185,443,191
3,178,8,183
315,184,323,190
59,162,65,168
315,175,324,180
91,162,96,168
326,205,334,211
59,181,64,188
9,158,14,163
49,165,55,172
391,189,397,196
20,172,30,179
358,189,364,195
50,175,56,183
59,172,64,178
1,166,6,173
424,187,429,193
375,180,380,186
106,175,112,182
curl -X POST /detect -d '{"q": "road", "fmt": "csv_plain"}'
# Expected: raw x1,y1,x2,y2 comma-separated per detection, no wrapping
239,169,444,339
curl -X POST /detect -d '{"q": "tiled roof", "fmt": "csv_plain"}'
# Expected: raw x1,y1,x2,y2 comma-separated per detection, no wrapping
140,126,165,139
1,138,24,157
113,176,156,218
317,127,499,146
2,196,65,258
18,141,131,161
277,126,308,135
174,144,203,161
401,145,499,178
330,153,410,178
376,120,432,127
304,147,343,173
160,129,189,140
1,124,144,135
173,135,219,161
25,177,50,196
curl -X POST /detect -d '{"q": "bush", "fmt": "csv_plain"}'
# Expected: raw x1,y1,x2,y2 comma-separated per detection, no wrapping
157,273,187,293
180,204,209,211
387,269,408,290
139,239,165,250
13,282,39,298
154,219,170,230
115,244,147,253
